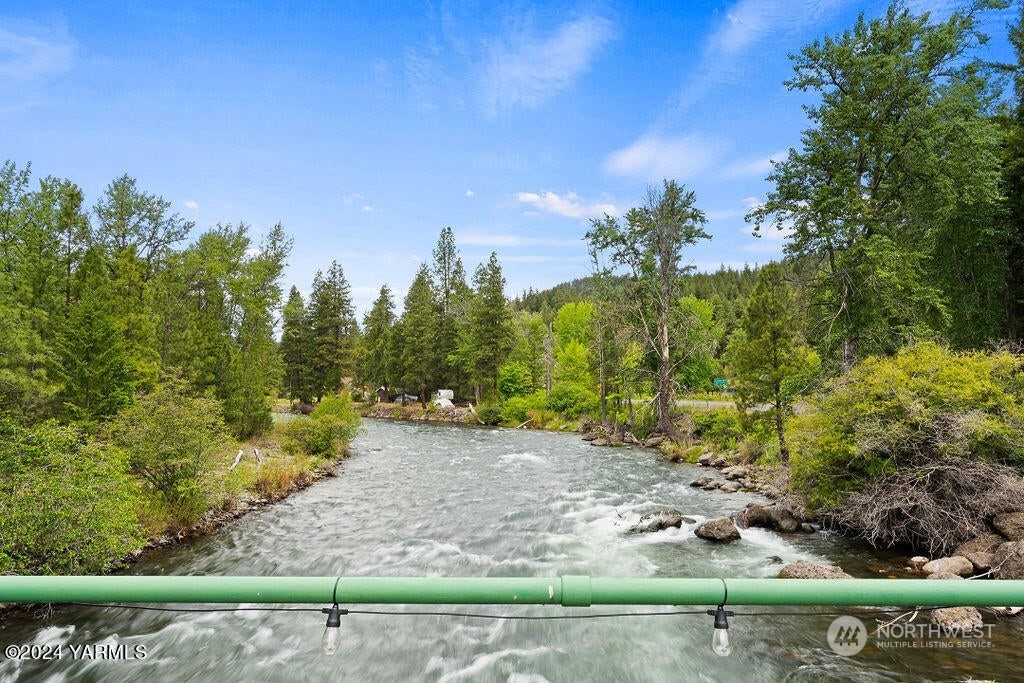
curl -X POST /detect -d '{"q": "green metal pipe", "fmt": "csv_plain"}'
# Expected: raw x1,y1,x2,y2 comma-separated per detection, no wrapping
2,576,1023,608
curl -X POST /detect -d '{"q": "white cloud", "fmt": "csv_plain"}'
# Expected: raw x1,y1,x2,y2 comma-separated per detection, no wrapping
481,15,615,116
603,133,726,182
361,205,379,213
184,200,200,211
677,0,846,111
515,190,617,220
0,24,74,83
342,193,364,205
465,189,474,197
720,150,787,179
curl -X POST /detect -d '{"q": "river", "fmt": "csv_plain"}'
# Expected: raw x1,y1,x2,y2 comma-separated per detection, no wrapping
1,419,1022,682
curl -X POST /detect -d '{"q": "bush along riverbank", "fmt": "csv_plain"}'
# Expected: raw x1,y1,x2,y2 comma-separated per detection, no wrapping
0,388,361,580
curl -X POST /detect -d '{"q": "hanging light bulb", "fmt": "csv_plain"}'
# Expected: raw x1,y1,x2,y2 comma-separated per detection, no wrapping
707,605,734,657
321,605,345,656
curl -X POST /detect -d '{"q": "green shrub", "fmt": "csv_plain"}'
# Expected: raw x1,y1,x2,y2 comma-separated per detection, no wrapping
501,391,547,424
690,409,742,450
546,383,598,418
787,342,1024,554
106,376,228,524
476,403,502,425
285,394,362,457
0,419,143,574
498,361,534,399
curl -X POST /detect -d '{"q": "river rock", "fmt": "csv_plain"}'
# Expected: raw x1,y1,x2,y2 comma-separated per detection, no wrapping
643,435,665,448
778,560,852,579
907,556,930,571
966,551,995,573
800,523,816,534
721,466,749,481
718,481,741,493
591,438,609,446
581,431,599,441
993,542,1024,580
930,606,984,635
954,533,1005,557
695,517,741,542
926,570,964,580
690,476,716,488
710,456,729,468
702,480,720,491
629,508,684,534
921,556,974,577
993,512,1024,541
735,503,801,533
697,452,716,466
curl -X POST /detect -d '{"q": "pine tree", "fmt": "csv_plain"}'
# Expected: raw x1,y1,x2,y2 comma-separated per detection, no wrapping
308,260,357,400
280,286,315,403
725,263,818,461
465,253,513,403
357,284,397,393
399,265,438,404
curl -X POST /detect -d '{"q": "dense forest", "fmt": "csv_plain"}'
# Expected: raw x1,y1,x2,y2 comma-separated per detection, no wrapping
4,0,1024,575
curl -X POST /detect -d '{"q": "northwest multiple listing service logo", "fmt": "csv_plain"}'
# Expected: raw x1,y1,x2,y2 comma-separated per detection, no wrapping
827,616,868,656
827,615,995,656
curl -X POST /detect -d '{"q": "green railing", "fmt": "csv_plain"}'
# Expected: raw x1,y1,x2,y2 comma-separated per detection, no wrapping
2,575,1023,607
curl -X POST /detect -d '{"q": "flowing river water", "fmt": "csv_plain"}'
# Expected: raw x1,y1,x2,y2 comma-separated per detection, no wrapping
2,419,1023,682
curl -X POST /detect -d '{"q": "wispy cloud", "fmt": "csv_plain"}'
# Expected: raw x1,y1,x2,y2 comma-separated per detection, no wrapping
481,15,615,116
184,200,200,211
603,133,727,182
516,190,618,219
677,0,847,112
719,150,787,179
0,23,74,83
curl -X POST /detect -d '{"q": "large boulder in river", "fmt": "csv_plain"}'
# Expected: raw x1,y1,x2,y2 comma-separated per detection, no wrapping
778,560,852,579
921,556,974,577
954,533,1005,557
629,509,684,534
695,517,741,542
993,512,1024,541
993,542,1024,579
736,503,801,533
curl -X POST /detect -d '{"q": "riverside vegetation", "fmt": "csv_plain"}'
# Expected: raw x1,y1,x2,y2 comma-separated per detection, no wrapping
3,0,1024,576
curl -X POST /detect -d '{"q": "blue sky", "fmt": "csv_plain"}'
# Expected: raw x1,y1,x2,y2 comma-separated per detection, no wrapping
1,1,1017,315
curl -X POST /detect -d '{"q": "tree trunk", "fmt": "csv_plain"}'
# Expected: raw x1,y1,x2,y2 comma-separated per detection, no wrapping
656,313,674,435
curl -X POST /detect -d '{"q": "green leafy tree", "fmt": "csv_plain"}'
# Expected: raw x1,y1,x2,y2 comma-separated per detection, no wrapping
725,264,818,460
748,1,1006,365
221,224,290,438
586,180,710,434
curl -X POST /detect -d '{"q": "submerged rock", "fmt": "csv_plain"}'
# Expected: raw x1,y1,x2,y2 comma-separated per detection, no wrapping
628,508,684,534
694,517,741,542
777,560,852,579
930,606,984,635
907,556,930,571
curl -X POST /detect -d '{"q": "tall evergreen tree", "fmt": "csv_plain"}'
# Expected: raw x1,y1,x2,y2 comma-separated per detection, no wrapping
399,265,439,405
465,252,513,403
308,260,357,400
358,284,398,393
725,263,817,461
280,286,315,403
